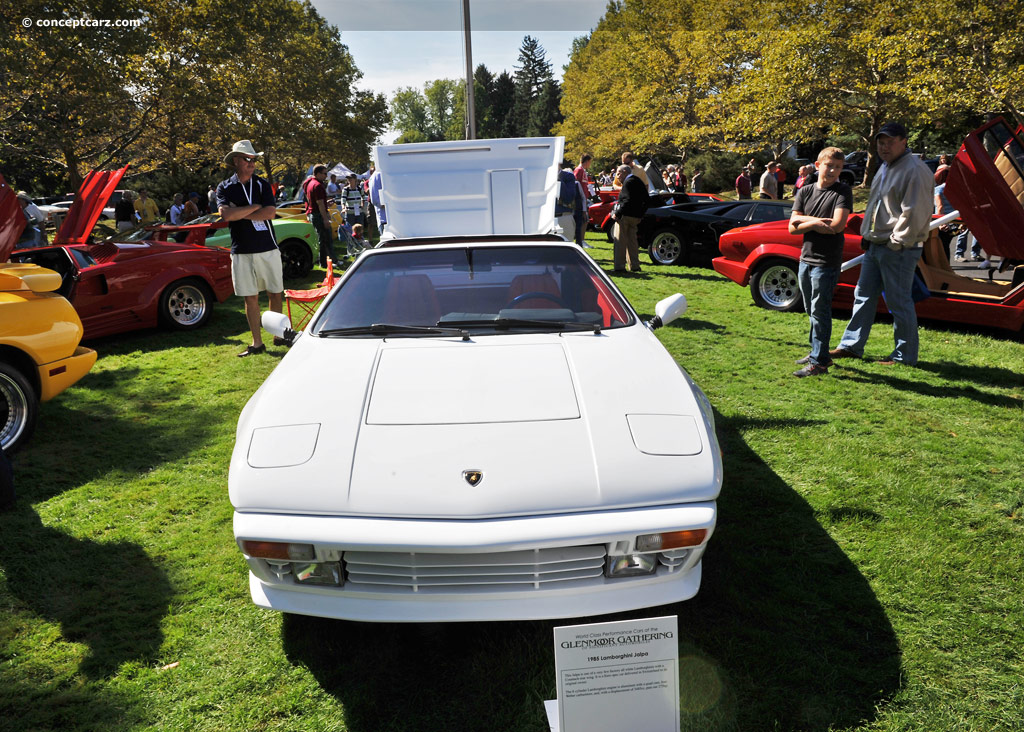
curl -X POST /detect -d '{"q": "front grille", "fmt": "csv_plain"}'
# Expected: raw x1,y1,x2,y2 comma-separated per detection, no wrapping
343,545,607,593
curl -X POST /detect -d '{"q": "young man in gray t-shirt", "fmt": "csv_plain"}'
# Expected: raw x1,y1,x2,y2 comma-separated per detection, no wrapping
788,147,853,377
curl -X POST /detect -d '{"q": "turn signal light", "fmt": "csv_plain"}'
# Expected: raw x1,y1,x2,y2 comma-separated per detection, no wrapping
635,529,707,552
240,540,315,561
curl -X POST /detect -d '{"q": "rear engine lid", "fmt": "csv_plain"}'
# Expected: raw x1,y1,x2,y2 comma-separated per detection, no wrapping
374,137,564,239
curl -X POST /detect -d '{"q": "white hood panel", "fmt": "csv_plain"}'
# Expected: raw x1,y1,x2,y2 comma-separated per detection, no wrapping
367,343,579,425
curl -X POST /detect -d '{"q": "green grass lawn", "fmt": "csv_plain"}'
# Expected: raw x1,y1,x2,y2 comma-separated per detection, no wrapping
1,230,1022,731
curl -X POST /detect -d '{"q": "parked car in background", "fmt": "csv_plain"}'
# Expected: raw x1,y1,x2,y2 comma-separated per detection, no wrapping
231,137,722,622
587,188,725,240
0,173,96,452
640,199,792,266
159,212,321,278
11,166,234,340
712,117,1024,332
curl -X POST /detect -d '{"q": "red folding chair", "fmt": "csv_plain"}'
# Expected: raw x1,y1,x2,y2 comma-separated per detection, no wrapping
285,258,340,330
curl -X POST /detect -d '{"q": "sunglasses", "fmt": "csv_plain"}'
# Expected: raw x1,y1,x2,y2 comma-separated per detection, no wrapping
239,156,258,163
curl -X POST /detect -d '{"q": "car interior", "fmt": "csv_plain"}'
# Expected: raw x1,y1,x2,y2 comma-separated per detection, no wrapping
314,248,632,333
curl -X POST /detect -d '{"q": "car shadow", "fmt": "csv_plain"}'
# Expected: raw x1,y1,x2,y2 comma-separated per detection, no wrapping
0,503,172,679
281,415,900,731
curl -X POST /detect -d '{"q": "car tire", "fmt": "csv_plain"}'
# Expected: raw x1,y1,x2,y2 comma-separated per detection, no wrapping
647,227,686,266
0,361,38,453
159,279,213,331
839,171,855,186
279,238,313,279
750,258,802,311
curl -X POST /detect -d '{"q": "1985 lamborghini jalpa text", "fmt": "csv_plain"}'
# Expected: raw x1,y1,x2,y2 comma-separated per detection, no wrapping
229,138,723,622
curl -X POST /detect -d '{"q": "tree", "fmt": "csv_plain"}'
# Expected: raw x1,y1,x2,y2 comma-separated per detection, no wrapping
0,0,387,194
511,36,556,137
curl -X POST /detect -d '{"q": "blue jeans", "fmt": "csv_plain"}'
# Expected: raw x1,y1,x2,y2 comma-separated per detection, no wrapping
798,262,839,366
838,244,923,364
955,230,981,258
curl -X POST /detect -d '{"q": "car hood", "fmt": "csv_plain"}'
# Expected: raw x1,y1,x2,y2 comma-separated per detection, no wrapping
0,173,26,262
56,165,129,245
374,137,563,239
229,328,721,519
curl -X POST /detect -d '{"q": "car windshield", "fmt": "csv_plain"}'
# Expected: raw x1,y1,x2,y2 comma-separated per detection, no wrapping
311,245,635,336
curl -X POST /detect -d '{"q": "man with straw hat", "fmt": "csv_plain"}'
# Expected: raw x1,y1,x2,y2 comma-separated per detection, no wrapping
216,140,284,357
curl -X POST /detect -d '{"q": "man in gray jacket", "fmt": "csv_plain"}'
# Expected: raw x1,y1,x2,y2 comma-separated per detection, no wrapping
830,122,933,366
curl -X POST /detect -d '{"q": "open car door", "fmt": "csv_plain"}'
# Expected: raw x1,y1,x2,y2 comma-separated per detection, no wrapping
945,117,1024,262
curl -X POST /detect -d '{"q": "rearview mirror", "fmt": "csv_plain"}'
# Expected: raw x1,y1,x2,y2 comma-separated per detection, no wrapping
649,293,687,329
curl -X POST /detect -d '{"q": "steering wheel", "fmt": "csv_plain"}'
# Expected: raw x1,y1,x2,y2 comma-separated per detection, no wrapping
504,291,572,309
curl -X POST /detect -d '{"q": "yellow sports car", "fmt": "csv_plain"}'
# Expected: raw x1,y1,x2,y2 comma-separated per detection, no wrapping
1,173,96,452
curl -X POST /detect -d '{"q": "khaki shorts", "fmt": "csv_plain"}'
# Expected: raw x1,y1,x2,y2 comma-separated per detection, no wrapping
231,250,283,297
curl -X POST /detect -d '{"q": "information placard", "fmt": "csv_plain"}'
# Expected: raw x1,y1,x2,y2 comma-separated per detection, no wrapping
549,615,679,732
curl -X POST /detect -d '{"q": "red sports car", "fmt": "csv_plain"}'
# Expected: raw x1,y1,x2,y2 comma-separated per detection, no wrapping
11,166,234,340
712,117,1024,333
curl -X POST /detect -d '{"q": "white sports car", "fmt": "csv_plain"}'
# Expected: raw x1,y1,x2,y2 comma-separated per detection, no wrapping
229,138,722,622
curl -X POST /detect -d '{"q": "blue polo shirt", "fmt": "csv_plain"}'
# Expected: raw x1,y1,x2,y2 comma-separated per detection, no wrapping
216,173,277,254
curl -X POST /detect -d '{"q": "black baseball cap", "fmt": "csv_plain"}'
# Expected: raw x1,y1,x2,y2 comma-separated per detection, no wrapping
876,122,908,139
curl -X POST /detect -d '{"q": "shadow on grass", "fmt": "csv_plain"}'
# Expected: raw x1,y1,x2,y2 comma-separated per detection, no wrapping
836,368,1022,410
84,305,254,356
0,504,172,681
0,374,221,703
281,415,900,731
912,360,1024,390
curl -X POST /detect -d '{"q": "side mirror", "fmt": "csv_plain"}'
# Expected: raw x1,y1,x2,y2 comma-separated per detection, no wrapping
649,293,687,329
262,311,293,338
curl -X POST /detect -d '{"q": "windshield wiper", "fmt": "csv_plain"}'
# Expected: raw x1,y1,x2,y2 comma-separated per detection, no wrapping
439,317,601,334
319,323,470,340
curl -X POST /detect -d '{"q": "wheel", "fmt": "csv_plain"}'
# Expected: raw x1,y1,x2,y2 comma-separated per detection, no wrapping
839,171,855,186
504,292,571,309
750,259,802,311
159,279,213,330
279,238,313,279
647,227,686,265
0,362,38,453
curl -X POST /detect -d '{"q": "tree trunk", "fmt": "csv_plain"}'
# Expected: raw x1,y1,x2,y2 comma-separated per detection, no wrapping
63,143,83,192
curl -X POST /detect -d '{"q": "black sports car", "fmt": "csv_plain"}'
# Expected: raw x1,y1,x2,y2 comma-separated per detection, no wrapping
639,199,793,266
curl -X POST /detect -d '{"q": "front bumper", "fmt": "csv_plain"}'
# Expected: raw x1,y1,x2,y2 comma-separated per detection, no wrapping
710,256,749,285
234,502,716,622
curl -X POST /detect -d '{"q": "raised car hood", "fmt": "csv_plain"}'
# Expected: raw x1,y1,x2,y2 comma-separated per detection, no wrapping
230,328,721,519
56,165,129,245
374,137,563,239
945,117,1024,260
0,173,27,262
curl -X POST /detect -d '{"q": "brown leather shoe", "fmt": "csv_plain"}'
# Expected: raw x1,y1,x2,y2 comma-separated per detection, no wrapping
237,344,266,358
828,347,861,359
793,364,828,378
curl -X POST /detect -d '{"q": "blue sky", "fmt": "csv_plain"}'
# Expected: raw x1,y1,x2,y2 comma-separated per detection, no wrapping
309,0,608,142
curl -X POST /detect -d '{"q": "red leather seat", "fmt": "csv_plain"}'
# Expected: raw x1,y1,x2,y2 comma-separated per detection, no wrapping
382,274,441,324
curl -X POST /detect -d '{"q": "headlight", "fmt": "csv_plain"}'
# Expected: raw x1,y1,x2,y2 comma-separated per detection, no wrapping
605,554,658,577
